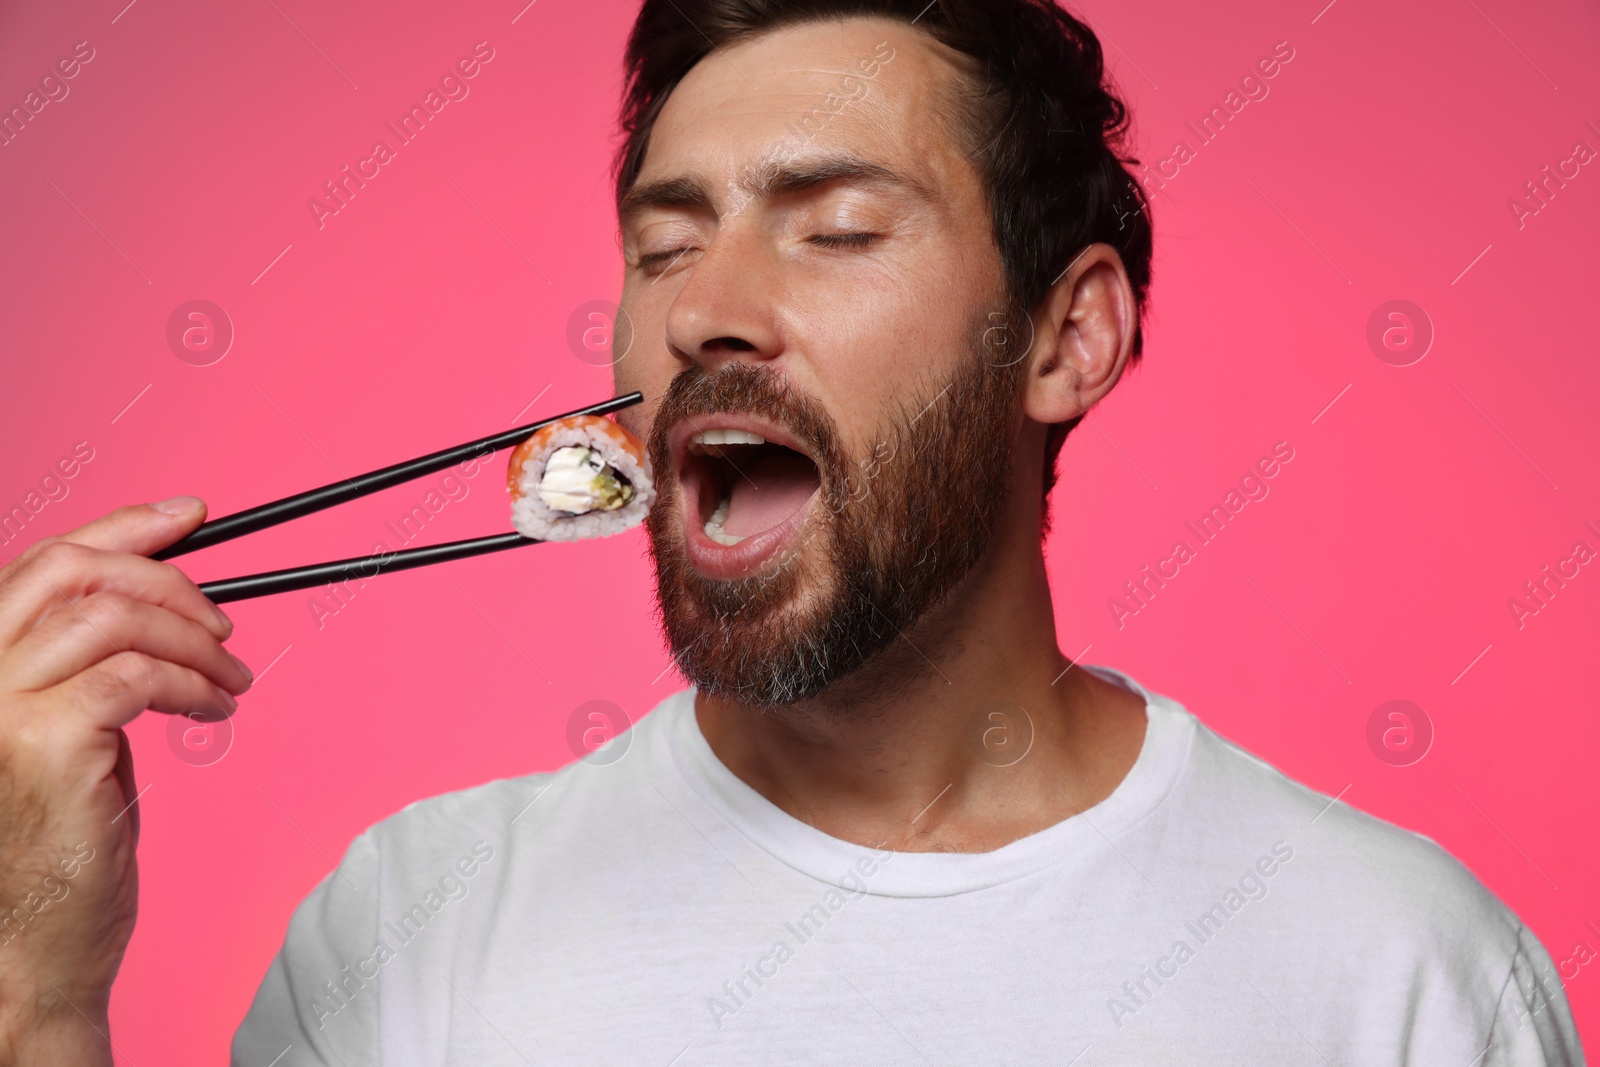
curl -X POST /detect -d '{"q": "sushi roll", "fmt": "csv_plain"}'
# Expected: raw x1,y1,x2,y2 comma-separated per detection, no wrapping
507,414,655,541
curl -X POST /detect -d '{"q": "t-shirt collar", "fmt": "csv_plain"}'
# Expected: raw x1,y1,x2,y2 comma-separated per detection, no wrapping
658,665,1195,898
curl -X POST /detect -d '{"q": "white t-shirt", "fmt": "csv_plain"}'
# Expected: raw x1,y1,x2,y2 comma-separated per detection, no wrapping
232,667,1585,1065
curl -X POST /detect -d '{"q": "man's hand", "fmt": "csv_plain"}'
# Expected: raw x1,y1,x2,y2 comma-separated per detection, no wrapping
0,499,252,1064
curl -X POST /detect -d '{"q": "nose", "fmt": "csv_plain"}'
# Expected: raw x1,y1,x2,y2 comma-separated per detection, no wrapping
664,223,784,372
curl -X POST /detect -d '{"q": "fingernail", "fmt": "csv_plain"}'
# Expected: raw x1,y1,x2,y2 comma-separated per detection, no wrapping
218,689,238,712
228,652,253,684
210,601,234,633
150,495,204,515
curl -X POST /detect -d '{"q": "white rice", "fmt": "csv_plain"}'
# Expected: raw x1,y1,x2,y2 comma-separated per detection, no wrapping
509,422,655,542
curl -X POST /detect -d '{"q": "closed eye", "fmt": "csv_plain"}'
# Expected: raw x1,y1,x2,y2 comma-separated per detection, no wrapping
808,233,880,250
636,247,697,275
638,233,879,272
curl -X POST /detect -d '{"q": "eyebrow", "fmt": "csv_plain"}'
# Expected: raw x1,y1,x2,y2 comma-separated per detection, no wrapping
619,154,932,227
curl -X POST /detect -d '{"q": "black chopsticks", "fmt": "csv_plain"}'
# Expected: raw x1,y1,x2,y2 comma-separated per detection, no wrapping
195,533,533,603
160,392,643,604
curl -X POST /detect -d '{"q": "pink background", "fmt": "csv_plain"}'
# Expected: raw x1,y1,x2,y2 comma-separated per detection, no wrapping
2,0,1597,1060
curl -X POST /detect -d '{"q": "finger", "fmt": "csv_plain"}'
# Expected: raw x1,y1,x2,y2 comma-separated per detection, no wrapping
50,498,208,557
52,652,236,730
0,594,251,695
0,540,233,648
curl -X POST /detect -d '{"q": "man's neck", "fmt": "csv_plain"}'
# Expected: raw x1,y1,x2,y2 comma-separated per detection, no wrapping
694,513,1149,854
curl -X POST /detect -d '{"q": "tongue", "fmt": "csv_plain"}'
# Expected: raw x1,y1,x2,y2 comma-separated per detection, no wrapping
722,449,821,538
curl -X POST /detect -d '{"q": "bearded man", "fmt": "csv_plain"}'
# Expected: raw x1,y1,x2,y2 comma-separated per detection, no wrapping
0,0,1582,1063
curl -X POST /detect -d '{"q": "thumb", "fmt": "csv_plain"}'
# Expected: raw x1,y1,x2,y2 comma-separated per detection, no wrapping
55,497,209,556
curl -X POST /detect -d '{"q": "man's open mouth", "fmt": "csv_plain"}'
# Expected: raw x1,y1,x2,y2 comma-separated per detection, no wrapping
671,415,824,578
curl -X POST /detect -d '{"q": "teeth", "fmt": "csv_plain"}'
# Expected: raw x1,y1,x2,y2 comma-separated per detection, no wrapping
692,429,766,447
702,496,747,546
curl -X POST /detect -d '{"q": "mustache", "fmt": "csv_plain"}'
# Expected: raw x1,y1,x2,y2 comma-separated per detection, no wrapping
646,362,845,480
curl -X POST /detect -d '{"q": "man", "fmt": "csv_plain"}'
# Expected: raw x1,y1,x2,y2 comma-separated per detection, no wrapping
0,0,1582,1063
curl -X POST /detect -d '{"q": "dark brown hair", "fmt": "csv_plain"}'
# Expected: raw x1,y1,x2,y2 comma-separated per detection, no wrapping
615,0,1153,503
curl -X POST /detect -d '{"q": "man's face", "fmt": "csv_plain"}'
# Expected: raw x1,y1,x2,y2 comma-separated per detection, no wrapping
613,18,1026,706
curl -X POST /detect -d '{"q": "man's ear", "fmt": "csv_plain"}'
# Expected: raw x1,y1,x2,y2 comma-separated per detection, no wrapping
1023,243,1138,427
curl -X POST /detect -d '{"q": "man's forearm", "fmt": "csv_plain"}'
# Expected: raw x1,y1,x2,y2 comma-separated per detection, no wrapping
0,992,114,1067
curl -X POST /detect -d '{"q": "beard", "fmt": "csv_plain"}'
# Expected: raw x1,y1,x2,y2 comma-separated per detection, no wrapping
644,306,1028,708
